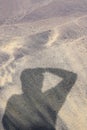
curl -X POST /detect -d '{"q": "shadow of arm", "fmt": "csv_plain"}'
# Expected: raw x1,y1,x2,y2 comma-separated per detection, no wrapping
46,68,77,91
45,68,77,112
46,68,77,80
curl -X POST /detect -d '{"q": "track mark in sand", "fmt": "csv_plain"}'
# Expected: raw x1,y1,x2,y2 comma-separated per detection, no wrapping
75,15,87,22
43,15,87,47
74,15,87,26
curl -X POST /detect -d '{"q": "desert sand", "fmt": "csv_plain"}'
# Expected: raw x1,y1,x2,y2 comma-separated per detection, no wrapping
0,0,87,130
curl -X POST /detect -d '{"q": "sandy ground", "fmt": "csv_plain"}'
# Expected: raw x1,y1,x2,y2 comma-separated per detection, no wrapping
0,0,87,130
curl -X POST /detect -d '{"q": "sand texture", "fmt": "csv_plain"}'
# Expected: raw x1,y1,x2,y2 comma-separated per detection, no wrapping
0,0,87,130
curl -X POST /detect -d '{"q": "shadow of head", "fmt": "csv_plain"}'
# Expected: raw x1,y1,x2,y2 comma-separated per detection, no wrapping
20,68,45,93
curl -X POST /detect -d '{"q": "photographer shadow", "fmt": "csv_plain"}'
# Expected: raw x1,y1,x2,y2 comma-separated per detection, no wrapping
2,68,77,130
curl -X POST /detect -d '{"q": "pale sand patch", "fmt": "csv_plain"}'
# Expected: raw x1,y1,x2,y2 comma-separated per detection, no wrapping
46,28,59,47
1,37,23,55
42,72,62,93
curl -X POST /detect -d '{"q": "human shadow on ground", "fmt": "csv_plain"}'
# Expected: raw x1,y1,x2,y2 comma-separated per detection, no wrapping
2,68,77,130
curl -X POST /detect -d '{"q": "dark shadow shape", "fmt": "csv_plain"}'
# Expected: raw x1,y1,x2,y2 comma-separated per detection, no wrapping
2,68,77,130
